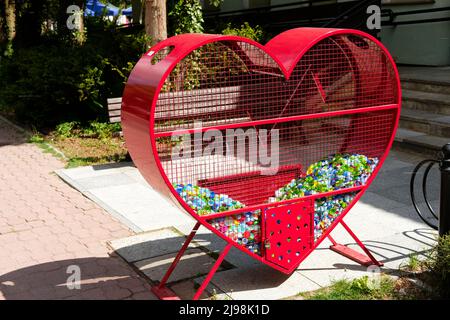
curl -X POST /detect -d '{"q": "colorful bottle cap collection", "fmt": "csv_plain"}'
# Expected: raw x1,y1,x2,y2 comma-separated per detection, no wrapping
274,154,378,201
314,193,356,241
210,212,261,255
173,154,378,254
173,183,244,215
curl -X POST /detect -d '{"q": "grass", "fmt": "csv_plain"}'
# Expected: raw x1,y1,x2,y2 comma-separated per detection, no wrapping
403,253,422,272
429,234,450,297
52,136,128,168
28,133,66,161
30,121,128,168
298,235,450,300
299,275,402,300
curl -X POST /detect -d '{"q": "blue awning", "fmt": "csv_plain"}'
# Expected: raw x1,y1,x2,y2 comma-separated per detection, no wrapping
84,7,96,17
122,6,132,16
86,0,120,16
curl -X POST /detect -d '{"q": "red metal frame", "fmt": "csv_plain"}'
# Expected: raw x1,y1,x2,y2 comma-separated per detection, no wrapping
327,220,383,267
151,222,232,300
122,28,400,296
150,217,381,300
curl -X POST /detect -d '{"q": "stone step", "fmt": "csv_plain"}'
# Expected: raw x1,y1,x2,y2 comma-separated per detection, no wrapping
394,128,449,155
401,79,450,95
400,109,450,138
401,89,450,115
399,66,450,95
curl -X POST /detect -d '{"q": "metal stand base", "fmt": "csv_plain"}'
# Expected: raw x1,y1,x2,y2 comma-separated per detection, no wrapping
327,220,383,267
152,218,382,300
151,222,232,300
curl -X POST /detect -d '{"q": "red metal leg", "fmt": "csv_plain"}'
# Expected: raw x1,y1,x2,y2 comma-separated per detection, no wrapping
151,222,201,300
328,220,383,267
193,243,232,300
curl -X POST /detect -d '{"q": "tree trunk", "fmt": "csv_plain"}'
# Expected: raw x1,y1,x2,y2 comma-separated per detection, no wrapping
4,0,15,43
144,0,167,45
131,0,143,24
0,12,5,45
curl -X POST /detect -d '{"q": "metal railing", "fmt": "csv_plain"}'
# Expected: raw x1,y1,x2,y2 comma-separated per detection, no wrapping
381,6,450,26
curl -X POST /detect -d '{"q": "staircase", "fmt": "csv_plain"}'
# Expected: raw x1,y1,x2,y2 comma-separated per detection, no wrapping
395,66,450,154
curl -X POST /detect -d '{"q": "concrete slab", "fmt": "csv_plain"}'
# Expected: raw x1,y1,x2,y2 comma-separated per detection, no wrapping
109,227,192,263
195,264,321,300
296,245,373,288
135,248,226,284
357,191,407,211
346,230,436,270
75,173,136,190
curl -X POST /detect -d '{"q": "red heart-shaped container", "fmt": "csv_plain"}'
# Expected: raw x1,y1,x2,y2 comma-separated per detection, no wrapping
122,28,401,279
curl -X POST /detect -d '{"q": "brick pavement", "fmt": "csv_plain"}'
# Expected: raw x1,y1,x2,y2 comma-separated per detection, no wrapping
0,117,156,300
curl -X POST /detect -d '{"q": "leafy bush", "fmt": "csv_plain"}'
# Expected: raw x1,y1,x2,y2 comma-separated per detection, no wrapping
0,17,149,129
54,121,121,140
169,0,204,35
56,121,80,138
222,22,264,42
430,234,450,297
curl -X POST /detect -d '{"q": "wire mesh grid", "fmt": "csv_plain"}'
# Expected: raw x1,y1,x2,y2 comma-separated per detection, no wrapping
153,34,399,215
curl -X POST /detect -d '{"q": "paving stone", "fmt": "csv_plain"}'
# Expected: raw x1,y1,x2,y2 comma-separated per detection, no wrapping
134,248,225,284
0,116,157,300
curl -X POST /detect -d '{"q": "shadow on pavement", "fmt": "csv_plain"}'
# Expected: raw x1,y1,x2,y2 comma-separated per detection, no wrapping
0,255,151,300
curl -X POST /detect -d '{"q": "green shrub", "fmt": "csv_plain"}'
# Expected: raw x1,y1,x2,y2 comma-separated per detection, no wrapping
56,121,80,138
169,0,204,35
222,22,264,42
0,17,149,129
83,121,122,140
54,121,121,140
430,234,450,297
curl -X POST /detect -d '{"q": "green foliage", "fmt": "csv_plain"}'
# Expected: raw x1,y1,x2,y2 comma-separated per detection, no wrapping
169,0,204,35
208,0,223,7
54,121,122,140
302,276,397,300
0,17,149,129
405,253,421,272
56,121,80,138
28,134,45,144
222,22,264,42
430,234,450,297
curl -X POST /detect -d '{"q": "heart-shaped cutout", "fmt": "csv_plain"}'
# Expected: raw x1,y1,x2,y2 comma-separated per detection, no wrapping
122,28,400,274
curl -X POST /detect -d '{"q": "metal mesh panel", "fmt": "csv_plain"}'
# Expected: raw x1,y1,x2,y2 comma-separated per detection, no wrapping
159,110,394,207
153,35,398,213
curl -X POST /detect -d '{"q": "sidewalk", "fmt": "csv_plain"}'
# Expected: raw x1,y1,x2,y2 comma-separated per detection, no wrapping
57,135,439,299
0,114,439,300
0,117,156,300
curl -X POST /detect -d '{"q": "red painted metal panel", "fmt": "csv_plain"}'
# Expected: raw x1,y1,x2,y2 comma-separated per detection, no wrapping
264,201,313,269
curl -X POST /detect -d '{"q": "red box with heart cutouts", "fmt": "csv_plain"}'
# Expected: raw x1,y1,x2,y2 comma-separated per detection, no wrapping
121,28,401,300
